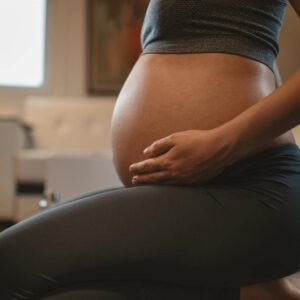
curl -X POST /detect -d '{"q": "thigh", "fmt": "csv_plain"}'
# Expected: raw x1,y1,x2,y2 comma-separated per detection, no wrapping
0,184,298,299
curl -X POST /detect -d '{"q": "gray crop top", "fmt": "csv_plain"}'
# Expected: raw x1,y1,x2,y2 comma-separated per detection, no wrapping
140,0,288,73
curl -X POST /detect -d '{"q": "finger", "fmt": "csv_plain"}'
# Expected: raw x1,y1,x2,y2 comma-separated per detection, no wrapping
129,156,168,174
143,135,175,157
132,170,172,184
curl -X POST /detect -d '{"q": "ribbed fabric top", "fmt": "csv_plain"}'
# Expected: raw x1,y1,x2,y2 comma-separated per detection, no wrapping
140,0,288,74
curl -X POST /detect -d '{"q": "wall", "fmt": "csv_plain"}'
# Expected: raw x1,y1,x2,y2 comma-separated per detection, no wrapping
277,4,300,142
277,3,300,81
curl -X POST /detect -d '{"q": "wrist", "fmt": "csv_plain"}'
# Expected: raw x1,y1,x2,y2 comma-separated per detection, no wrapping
213,121,250,167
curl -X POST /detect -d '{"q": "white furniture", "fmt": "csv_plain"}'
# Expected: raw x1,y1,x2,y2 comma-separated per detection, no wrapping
0,96,123,222
0,119,28,220
44,152,121,204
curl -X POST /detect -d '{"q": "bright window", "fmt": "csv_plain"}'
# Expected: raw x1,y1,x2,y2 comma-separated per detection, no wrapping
0,0,47,88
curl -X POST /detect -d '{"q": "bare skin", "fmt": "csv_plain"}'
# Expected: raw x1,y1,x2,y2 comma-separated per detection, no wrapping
111,53,299,299
112,53,295,185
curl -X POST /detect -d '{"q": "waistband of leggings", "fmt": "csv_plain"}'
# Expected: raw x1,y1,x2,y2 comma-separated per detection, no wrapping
223,143,300,172
248,143,299,159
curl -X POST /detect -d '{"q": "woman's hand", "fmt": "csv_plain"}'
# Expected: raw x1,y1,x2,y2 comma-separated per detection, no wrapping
129,129,235,185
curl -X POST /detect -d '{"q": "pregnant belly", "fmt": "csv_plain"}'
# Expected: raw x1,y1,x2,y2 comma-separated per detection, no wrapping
111,53,295,186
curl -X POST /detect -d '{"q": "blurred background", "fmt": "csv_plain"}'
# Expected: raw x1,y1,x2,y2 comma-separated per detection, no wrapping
0,0,299,228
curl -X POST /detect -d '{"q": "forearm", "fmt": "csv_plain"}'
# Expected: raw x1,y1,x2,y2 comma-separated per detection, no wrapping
218,67,300,163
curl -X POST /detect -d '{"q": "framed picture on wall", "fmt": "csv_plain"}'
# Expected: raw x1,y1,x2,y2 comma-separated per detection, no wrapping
87,0,149,95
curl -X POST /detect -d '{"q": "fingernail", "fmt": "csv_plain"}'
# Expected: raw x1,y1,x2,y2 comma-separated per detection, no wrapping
143,148,150,154
132,176,138,183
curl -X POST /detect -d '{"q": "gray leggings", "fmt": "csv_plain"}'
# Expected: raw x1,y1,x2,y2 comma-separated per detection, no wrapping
1,143,300,300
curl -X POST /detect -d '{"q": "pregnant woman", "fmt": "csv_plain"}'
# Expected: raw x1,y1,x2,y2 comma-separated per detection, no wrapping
1,0,300,299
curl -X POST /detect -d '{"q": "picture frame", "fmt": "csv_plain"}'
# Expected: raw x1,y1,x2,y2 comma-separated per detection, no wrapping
87,0,149,95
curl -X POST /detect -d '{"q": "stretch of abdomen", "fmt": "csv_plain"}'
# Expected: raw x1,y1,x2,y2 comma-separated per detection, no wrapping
111,53,295,186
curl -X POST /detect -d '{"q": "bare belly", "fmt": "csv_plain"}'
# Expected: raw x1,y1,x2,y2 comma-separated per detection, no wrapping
111,53,295,186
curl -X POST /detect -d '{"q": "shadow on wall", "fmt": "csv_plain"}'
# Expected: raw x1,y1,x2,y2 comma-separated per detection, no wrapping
277,4,300,145
277,4,300,81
